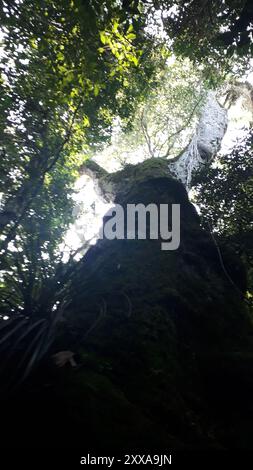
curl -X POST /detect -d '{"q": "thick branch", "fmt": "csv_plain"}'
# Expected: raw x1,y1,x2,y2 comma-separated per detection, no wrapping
168,91,228,189
140,109,155,158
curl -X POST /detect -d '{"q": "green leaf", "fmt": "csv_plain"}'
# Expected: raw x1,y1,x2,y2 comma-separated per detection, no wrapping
83,115,90,127
131,56,139,66
112,20,119,33
57,52,65,62
127,33,136,41
99,31,107,45
94,84,100,97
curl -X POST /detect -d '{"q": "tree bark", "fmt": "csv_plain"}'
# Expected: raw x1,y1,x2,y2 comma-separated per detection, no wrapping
168,91,227,188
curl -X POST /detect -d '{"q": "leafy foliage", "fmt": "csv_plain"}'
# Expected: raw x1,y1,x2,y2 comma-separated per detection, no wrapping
193,130,253,294
0,0,162,380
159,0,253,83
94,57,207,168
0,0,154,237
